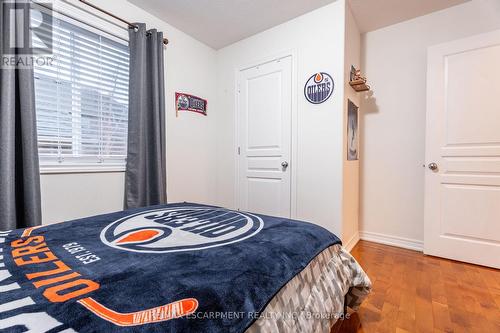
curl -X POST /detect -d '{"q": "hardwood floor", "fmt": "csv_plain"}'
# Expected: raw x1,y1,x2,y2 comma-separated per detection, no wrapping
350,241,500,333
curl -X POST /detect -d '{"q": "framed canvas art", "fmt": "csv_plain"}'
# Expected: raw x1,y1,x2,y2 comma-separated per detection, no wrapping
347,100,359,161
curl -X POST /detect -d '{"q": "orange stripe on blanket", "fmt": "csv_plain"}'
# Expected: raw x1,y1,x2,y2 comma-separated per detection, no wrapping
78,297,199,326
22,226,42,237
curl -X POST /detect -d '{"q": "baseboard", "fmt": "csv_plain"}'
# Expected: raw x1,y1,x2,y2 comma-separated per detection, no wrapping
343,232,360,252
359,231,423,252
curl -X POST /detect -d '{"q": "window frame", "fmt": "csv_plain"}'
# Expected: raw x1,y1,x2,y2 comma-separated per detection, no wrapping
33,1,130,174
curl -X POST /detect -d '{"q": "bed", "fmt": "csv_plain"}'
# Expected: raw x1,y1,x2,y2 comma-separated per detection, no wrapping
0,203,371,332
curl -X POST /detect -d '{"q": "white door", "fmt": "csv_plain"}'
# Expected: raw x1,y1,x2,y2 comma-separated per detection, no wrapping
237,56,292,218
424,30,500,269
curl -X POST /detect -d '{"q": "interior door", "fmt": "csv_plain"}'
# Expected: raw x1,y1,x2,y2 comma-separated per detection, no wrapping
424,30,500,268
237,56,292,218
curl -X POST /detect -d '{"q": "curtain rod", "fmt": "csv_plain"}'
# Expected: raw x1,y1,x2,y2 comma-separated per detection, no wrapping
78,0,169,45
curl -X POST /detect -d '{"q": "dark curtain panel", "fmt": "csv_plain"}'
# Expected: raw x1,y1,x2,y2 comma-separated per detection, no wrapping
124,23,166,209
0,1,42,229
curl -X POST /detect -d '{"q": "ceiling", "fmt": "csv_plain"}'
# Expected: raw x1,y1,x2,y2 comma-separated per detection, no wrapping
129,0,337,49
129,0,470,49
349,0,470,33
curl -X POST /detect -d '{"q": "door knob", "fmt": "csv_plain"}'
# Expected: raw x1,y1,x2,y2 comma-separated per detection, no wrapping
428,163,438,171
281,161,289,169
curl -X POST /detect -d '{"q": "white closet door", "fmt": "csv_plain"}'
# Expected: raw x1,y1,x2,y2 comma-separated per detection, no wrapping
237,56,292,218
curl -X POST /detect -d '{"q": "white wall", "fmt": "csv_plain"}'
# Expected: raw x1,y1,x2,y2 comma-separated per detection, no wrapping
41,0,218,224
40,172,125,224
342,3,361,249
360,0,500,244
215,1,348,236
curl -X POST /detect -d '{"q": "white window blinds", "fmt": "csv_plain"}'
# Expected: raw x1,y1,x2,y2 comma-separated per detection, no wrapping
32,10,129,168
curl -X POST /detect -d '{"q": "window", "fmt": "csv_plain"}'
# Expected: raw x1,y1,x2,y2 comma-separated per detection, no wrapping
32,10,129,170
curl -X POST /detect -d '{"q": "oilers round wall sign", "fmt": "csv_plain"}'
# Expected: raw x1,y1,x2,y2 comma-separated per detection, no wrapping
304,72,334,104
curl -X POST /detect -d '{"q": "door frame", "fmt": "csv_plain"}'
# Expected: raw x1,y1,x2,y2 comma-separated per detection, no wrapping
234,49,298,218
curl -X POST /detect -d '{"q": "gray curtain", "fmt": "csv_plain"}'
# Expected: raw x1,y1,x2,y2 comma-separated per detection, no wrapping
124,23,166,209
0,1,42,229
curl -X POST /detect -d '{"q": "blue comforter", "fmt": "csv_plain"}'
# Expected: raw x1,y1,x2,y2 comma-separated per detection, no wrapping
0,203,341,332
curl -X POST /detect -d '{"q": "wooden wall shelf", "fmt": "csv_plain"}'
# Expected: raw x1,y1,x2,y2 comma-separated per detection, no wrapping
349,66,370,92
349,80,370,92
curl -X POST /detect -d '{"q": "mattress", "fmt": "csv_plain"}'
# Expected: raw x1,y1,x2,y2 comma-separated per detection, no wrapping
248,244,371,332
0,203,371,332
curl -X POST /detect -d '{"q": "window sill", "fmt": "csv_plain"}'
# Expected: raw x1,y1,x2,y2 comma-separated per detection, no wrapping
40,165,126,175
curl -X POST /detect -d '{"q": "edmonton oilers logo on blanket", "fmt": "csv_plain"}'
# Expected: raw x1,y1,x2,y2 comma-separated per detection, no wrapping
304,72,334,104
101,206,264,253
